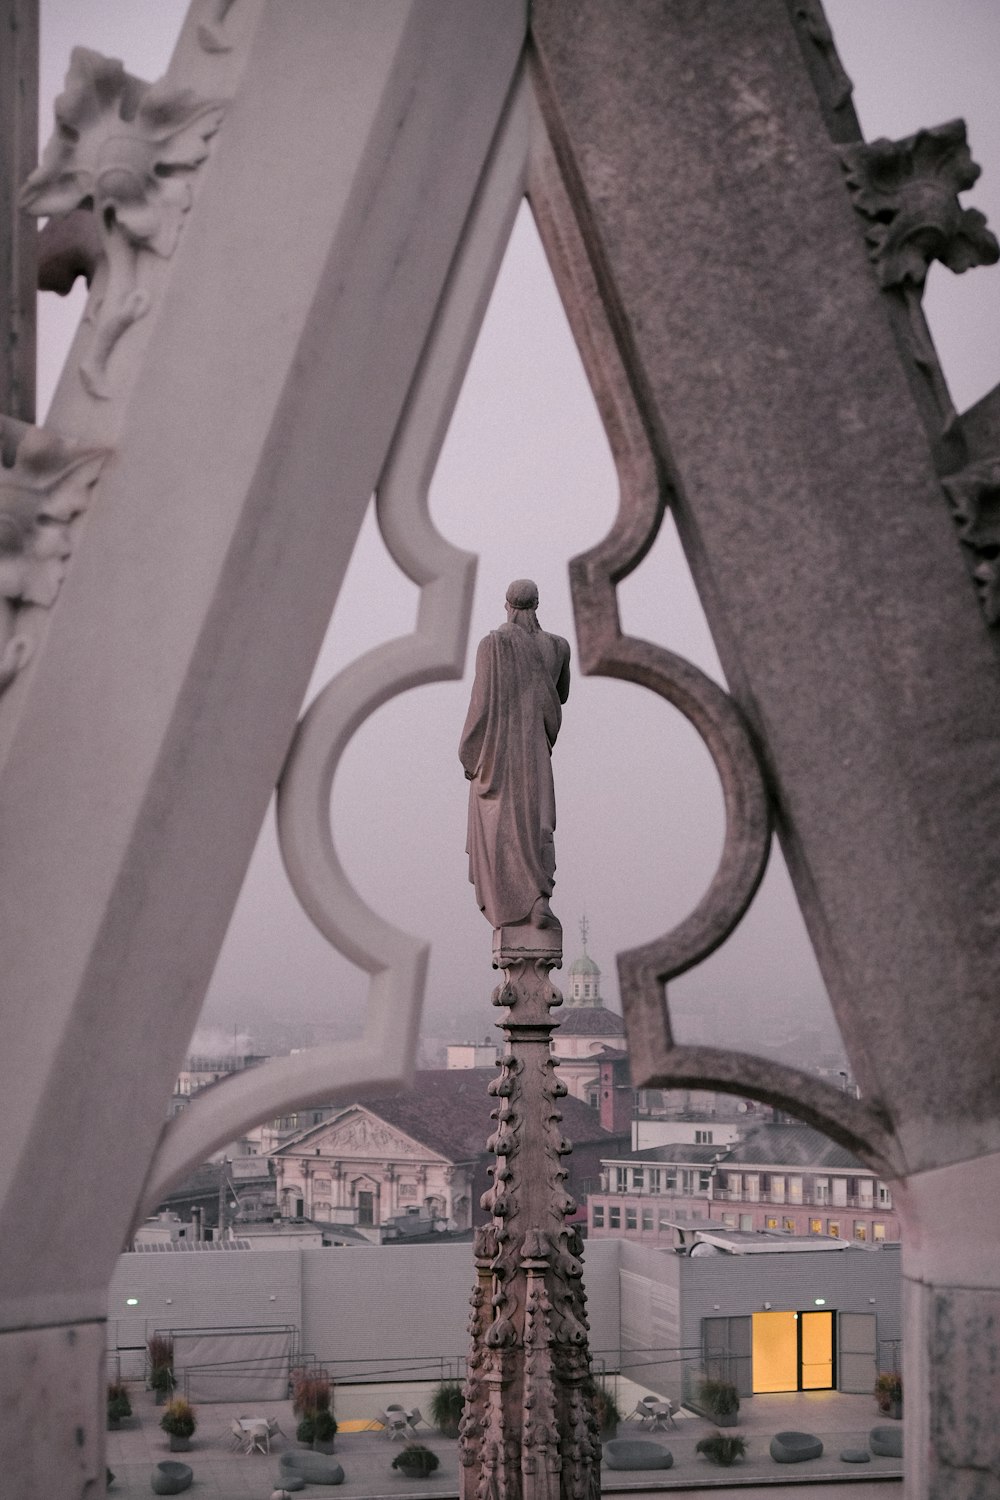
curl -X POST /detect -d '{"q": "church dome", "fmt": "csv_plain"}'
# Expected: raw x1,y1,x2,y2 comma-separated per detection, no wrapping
569,953,600,977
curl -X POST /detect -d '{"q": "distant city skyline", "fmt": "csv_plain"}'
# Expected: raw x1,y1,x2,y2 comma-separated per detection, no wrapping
36,3,1000,1068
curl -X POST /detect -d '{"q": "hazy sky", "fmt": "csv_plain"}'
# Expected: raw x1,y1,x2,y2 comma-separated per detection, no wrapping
37,4,1000,1062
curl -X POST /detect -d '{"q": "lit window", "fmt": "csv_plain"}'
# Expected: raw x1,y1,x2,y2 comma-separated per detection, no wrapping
626,1208,637,1230
873,1222,886,1241
765,1216,778,1230
592,1205,605,1228
609,1207,621,1229
810,1218,823,1234
828,1221,840,1238
783,1217,796,1233
854,1222,867,1240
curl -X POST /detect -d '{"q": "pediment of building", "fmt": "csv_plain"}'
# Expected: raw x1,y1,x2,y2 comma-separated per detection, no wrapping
285,1108,438,1163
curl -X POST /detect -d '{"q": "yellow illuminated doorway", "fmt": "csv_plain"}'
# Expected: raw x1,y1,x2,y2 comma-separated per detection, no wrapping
752,1311,834,1392
800,1311,833,1389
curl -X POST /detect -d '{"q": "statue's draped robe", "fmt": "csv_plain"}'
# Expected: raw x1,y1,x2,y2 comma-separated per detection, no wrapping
460,623,568,928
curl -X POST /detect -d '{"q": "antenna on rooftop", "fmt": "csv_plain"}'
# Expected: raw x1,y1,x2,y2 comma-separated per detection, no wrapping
579,912,589,954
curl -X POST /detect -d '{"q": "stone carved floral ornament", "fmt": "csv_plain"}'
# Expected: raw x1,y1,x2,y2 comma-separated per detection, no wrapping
0,421,107,692
840,120,999,436
20,48,224,399
943,458,1000,626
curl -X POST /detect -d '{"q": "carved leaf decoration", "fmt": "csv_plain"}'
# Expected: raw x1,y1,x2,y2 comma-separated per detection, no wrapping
21,50,223,254
841,120,1000,289
21,48,224,397
0,425,107,609
943,458,1000,625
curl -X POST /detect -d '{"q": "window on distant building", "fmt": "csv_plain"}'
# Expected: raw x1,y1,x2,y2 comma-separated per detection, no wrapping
722,1212,736,1227
854,1222,867,1240
699,1170,712,1192
649,1169,661,1193
739,1213,753,1230
810,1218,823,1234
814,1179,829,1204
633,1168,644,1190
878,1182,892,1206
828,1220,840,1237
642,1207,653,1231
626,1208,637,1230
695,1129,713,1144
783,1216,796,1233
592,1205,605,1229
609,1206,621,1229
615,1167,628,1192
665,1169,677,1191
765,1216,778,1230
873,1222,886,1241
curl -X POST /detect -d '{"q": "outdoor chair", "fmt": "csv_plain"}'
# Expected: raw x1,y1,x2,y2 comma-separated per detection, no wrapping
405,1407,425,1432
247,1420,270,1455
228,1419,245,1451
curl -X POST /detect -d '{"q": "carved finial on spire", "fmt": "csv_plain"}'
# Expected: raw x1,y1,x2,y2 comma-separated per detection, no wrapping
579,913,589,955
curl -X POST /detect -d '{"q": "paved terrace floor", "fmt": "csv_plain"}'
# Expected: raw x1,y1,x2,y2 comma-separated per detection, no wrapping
106,1385,902,1498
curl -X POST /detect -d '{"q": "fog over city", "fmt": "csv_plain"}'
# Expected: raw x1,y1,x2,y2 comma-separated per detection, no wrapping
38,2,1000,1067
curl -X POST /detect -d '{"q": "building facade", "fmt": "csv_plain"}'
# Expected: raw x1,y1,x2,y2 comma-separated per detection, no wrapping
588,1123,900,1245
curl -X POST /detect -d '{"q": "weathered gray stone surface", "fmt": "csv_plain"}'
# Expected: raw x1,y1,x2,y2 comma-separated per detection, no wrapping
532,0,1000,1180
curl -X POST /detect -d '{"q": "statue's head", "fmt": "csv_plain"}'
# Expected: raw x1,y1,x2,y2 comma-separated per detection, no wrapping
505,578,538,611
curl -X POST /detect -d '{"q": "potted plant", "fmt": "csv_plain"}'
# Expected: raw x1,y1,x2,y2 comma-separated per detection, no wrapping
584,1378,621,1439
296,1413,316,1447
106,1381,132,1429
429,1379,464,1438
160,1396,197,1452
697,1378,740,1428
696,1432,747,1467
313,1409,338,1454
292,1368,332,1417
149,1364,175,1404
875,1370,902,1419
148,1335,175,1404
392,1443,441,1479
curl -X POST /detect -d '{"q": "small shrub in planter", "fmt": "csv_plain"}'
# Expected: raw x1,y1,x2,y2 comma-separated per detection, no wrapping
149,1364,176,1403
313,1409,338,1453
292,1368,332,1415
392,1443,441,1479
584,1378,621,1439
160,1396,197,1452
875,1371,902,1417
696,1432,747,1467
107,1382,132,1428
429,1380,465,1438
296,1414,316,1447
697,1378,740,1427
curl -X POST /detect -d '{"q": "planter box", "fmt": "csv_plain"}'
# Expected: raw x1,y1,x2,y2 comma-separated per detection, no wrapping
168,1434,192,1452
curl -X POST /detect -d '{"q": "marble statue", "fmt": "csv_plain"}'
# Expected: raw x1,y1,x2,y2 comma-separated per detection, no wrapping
460,579,571,931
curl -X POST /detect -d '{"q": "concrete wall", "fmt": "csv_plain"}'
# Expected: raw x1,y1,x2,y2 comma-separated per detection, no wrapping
109,1238,626,1385
108,1236,900,1404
